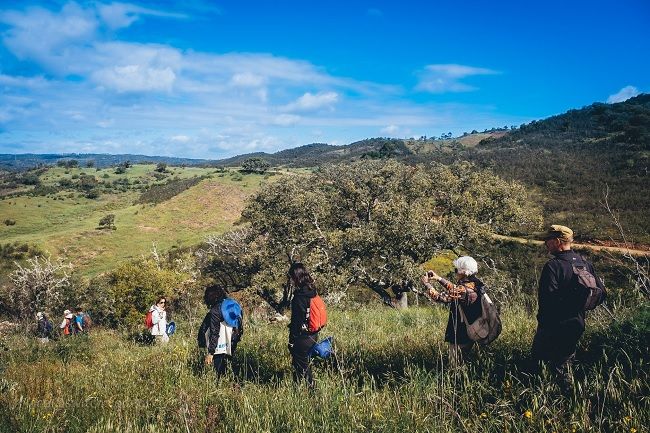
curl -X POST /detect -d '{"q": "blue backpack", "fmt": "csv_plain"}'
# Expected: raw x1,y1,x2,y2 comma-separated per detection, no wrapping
310,336,334,359
220,298,243,328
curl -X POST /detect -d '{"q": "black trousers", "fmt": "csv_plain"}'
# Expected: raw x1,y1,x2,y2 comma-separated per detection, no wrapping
289,334,318,387
213,354,230,377
531,325,583,391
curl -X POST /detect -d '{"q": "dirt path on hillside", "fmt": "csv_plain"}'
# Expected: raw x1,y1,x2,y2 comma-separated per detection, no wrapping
492,234,650,257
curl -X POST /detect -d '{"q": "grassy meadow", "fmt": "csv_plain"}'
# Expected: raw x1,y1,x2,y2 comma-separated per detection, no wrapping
0,305,648,433
0,165,267,275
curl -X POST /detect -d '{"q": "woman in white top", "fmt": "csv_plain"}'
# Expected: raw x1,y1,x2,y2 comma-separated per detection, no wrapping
149,297,169,343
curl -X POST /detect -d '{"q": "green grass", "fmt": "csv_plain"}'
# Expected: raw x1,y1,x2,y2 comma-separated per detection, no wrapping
0,165,268,276
0,305,647,432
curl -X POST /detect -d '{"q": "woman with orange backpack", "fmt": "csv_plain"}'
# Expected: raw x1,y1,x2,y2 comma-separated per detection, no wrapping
287,262,327,388
59,309,76,336
148,297,169,344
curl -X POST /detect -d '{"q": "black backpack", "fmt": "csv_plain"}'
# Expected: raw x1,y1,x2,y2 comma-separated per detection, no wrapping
571,260,606,311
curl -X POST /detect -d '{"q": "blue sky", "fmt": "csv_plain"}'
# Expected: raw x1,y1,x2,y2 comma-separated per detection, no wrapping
1,0,648,159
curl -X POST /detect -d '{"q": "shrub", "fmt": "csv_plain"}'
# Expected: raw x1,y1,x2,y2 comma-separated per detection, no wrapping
97,214,116,230
103,260,188,329
241,157,270,173
84,189,100,199
6,256,72,319
3,219,15,226
135,176,204,205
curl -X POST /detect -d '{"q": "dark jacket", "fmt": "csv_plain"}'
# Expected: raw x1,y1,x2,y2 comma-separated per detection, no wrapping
197,300,243,354
436,275,485,344
537,249,604,332
37,317,51,338
289,285,317,342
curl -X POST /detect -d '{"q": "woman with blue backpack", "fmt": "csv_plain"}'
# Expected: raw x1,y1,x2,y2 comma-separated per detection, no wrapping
198,285,243,378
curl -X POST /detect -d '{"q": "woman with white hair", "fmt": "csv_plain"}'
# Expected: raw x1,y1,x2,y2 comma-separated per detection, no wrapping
421,256,485,364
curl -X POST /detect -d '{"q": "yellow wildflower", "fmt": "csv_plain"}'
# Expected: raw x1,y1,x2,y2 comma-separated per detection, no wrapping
630,428,637,433
523,410,532,419
480,412,488,419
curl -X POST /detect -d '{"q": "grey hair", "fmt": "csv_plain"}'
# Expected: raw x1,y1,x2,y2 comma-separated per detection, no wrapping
453,256,478,276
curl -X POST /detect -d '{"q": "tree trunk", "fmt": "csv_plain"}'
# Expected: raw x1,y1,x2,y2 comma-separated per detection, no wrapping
394,292,408,309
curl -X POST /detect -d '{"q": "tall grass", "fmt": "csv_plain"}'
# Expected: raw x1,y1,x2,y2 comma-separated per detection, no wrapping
0,306,647,432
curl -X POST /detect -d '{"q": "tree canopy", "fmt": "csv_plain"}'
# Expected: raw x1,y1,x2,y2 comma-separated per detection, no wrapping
202,160,542,309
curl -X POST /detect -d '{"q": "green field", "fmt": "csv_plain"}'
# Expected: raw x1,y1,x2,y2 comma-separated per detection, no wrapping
0,306,647,433
1,165,267,275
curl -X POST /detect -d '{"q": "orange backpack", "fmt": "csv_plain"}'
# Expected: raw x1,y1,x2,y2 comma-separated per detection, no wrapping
307,295,327,333
63,318,72,335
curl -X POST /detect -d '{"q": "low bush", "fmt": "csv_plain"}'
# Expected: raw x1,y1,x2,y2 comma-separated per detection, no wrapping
135,176,204,205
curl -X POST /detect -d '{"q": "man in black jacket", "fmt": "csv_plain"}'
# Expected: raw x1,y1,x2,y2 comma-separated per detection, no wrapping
531,225,605,389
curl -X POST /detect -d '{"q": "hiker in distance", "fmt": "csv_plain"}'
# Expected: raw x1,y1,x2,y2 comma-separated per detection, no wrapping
59,309,76,336
36,312,52,343
421,256,485,365
198,285,244,378
149,296,169,343
74,307,91,333
287,262,327,388
531,225,606,390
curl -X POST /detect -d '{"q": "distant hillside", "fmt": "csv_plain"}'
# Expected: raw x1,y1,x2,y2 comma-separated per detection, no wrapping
3,95,648,242
0,153,209,171
423,94,650,242
215,139,416,167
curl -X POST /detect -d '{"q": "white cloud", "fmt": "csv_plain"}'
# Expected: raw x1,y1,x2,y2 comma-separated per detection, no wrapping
607,85,640,103
92,64,176,92
0,3,529,158
0,74,48,88
285,91,339,112
416,64,499,93
272,114,301,126
230,72,266,87
0,3,97,70
96,119,115,128
380,124,400,135
171,135,191,142
97,2,187,30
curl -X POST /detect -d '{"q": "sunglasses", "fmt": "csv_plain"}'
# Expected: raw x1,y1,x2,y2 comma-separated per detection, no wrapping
158,300,166,304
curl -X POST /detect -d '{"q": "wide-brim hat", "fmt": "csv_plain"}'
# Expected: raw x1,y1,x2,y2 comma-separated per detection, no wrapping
220,298,242,328
543,224,573,242
64,309,73,318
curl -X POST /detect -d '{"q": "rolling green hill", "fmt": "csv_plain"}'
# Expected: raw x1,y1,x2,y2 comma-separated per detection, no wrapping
3,95,649,248
0,164,267,275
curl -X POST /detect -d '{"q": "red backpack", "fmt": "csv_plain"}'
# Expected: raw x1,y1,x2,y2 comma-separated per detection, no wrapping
308,295,327,333
144,311,153,329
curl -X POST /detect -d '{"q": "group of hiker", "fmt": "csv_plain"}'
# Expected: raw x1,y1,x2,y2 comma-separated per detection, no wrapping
195,224,607,391
34,223,605,392
35,307,91,342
